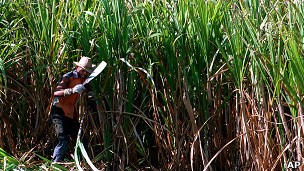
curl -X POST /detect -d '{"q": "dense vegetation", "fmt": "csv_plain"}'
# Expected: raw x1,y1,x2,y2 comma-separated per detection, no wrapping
1,0,304,170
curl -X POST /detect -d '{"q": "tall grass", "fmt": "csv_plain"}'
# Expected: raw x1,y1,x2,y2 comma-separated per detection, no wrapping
1,0,304,170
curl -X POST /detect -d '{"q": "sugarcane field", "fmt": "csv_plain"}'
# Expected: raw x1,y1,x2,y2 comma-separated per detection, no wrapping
1,0,304,170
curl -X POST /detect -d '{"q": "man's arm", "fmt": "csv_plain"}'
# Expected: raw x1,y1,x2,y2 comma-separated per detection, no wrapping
54,77,70,97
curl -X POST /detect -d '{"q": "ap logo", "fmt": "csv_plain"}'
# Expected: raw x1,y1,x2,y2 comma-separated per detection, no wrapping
287,161,301,169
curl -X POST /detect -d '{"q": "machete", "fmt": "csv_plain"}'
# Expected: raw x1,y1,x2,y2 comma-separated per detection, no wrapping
83,61,107,85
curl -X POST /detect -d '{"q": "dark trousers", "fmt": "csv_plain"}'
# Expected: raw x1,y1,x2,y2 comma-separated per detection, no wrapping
50,106,87,162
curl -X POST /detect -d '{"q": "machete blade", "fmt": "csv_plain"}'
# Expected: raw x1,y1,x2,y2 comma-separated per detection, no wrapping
83,61,107,85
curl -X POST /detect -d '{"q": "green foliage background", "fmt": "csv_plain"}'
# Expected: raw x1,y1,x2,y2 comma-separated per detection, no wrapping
1,0,304,170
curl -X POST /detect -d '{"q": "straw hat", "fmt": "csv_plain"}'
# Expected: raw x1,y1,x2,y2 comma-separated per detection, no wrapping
73,56,96,73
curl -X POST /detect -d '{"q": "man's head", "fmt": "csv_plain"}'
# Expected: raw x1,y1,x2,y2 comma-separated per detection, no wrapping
73,56,96,78
76,66,89,78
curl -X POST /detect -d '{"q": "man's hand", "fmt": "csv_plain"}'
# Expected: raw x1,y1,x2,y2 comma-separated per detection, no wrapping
72,84,86,94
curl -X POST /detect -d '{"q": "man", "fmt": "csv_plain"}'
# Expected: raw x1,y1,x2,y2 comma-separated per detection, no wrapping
50,56,97,162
